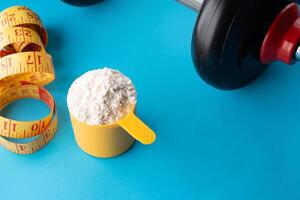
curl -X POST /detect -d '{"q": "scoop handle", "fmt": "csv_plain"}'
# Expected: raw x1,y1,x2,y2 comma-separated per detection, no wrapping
118,112,156,145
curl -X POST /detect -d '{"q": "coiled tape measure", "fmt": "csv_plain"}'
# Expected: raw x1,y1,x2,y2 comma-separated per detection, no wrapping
0,6,57,154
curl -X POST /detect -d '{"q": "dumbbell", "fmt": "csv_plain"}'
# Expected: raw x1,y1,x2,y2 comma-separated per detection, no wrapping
62,0,102,6
178,0,300,90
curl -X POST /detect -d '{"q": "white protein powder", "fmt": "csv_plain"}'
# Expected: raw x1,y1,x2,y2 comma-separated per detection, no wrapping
67,67,137,125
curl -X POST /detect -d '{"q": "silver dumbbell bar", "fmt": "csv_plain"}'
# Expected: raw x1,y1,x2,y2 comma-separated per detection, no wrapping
177,0,204,12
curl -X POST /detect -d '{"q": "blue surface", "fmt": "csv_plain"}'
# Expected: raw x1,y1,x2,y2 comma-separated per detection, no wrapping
0,0,300,199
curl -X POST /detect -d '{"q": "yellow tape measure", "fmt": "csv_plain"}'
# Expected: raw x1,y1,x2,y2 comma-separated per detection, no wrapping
0,6,57,154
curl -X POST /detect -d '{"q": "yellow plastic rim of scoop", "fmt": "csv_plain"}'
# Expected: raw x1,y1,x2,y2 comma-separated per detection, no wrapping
83,106,156,145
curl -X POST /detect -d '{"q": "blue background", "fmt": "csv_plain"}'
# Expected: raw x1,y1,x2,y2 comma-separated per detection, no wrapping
0,0,300,199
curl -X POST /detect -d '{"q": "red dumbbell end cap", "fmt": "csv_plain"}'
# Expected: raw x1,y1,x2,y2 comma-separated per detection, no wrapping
260,3,300,64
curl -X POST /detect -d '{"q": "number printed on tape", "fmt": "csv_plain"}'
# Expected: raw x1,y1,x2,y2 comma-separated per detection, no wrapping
0,6,57,154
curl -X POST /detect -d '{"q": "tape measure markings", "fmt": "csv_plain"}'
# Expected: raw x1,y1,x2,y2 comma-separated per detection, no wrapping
0,27,44,51
0,6,43,30
0,6,47,46
0,52,54,85
0,84,54,138
0,6,57,154
0,84,57,154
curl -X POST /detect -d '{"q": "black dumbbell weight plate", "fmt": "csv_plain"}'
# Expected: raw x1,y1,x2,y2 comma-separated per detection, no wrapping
192,0,292,90
62,0,102,6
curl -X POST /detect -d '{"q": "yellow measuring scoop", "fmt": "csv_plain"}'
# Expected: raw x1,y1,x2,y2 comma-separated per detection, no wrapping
118,110,156,145
69,106,156,158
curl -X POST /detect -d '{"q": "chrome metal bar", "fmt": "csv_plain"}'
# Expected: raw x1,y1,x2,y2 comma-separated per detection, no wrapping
295,46,300,61
177,0,204,12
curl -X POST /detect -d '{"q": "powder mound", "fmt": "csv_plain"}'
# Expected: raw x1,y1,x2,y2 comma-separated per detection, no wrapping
67,67,137,125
